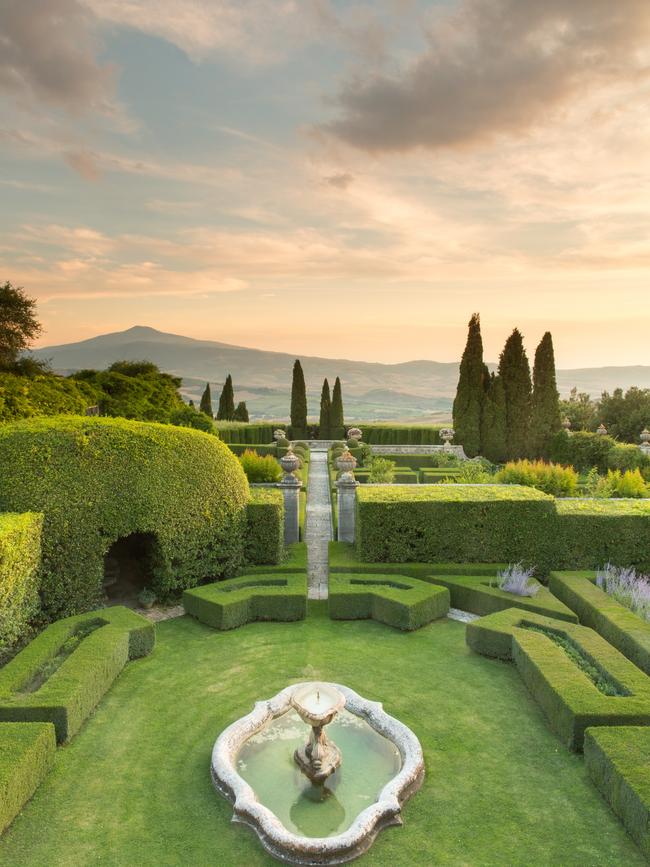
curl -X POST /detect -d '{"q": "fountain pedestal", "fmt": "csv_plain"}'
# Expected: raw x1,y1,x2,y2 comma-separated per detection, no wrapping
290,683,346,785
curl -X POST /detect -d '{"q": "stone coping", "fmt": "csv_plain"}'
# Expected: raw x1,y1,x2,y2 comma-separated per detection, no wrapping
210,681,425,865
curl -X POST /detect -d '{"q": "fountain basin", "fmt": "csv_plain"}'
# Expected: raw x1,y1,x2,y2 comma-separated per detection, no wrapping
211,682,424,865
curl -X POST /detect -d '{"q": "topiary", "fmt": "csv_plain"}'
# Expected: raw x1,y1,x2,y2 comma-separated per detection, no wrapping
0,417,250,618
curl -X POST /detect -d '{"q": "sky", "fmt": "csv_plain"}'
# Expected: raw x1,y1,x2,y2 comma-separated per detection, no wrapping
1,0,650,367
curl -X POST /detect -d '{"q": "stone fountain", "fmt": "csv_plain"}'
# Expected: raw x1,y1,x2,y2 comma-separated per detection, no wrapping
291,683,346,784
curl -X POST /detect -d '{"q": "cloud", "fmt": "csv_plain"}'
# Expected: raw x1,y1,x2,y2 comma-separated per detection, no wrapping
323,172,354,190
321,0,650,152
0,0,115,114
64,150,103,181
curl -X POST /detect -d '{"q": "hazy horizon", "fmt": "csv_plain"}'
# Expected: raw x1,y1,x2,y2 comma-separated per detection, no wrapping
3,1,650,367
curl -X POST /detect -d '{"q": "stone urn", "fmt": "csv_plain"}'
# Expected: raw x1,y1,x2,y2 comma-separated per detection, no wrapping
562,417,572,431
596,423,608,436
440,427,455,451
641,428,650,445
280,446,301,483
336,447,357,482
346,427,362,442
273,429,286,442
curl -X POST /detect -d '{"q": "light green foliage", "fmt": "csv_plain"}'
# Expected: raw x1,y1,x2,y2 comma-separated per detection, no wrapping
0,722,55,834
450,460,493,484
245,489,284,565
169,403,216,434
238,449,282,483
368,457,396,483
0,371,98,421
0,417,249,617
495,459,578,496
452,313,484,457
0,513,42,651
531,332,561,458
498,328,532,460
602,468,649,498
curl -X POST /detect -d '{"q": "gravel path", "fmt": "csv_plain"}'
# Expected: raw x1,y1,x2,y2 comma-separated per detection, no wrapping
305,449,333,600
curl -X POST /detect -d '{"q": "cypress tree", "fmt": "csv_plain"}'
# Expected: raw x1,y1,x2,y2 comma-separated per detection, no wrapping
498,328,532,459
531,331,561,458
233,401,249,422
330,376,345,439
217,374,236,421
480,374,507,463
188,399,194,408
199,382,213,417
290,359,307,438
319,378,331,439
452,313,484,457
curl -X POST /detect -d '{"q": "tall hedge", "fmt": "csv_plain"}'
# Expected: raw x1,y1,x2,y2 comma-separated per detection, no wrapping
351,424,443,445
0,417,250,617
452,313,484,457
245,489,284,565
0,513,43,651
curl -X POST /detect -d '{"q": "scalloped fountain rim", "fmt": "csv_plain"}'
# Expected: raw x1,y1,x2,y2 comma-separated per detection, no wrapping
211,681,425,865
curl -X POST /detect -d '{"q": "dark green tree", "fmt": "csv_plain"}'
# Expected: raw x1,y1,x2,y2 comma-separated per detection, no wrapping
233,401,249,422
199,382,213,417
290,359,307,437
452,313,484,457
217,374,235,421
319,378,331,438
0,281,42,370
559,387,598,432
498,328,532,459
531,332,561,458
480,374,507,463
599,387,650,442
330,376,345,439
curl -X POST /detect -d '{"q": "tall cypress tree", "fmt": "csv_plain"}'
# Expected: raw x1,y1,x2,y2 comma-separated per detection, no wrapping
330,376,345,439
233,401,249,422
290,359,307,437
480,373,507,463
531,331,561,458
452,313,484,457
217,374,236,421
319,378,331,439
498,328,532,459
199,382,213,417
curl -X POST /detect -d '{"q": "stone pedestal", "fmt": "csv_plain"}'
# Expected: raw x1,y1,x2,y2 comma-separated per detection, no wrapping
279,477,302,545
336,476,359,544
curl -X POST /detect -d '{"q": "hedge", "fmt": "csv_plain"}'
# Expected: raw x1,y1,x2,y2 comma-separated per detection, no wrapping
550,572,650,676
351,425,443,445
0,722,56,834
356,486,650,574
329,541,504,578
227,443,278,456
245,489,284,565
328,573,449,631
242,542,307,574
354,470,420,485
466,608,650,750
183,572,307,630
215,423,281,444
584,726,650,859
367,454,453,470
0,417,249,617
0,606,154,743
356,485,557,569
429,575,577,621
0,513,42,651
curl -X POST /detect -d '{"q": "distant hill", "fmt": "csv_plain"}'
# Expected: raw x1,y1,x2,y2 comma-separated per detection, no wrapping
32,325,650,421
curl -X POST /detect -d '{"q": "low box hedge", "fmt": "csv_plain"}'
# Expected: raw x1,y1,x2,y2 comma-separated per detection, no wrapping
329,542,504,578
183,572,307,630
0,513,43,652
245,489,284,565
466,608,650,750
351,425,443,446
0,607,154,743
550,572,650,676
215,423,279,444
241,542,307,574
584,726,650,859
0,722,56,834
430,575,577,621
227,443,278,456
554,500,650,572
328,572,449,630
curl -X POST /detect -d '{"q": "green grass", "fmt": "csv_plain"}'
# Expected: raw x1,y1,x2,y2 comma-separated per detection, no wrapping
0,610,644,866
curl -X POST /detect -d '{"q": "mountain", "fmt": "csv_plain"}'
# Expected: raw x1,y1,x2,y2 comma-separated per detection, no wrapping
32,326,650,421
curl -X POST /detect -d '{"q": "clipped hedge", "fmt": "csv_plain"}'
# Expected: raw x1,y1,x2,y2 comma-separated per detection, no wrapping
584,726,650,859
329,541,504,578
227,443,278,456
245,489,284,565
466,608,650,750
0,722,56,834
0,513,43,651
430,575,577,622
183,572,307,630
356,485,557,569
0,606,154,743
0,417,249,617
215,423,280,444
242,542,307,574
550,572,650,676
352,425,443,445
328,573,449,631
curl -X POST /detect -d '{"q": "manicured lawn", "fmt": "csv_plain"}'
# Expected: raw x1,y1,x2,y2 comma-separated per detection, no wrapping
0,605,643,866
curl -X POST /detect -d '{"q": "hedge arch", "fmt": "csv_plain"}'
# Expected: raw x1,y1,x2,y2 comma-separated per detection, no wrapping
0,417,250,617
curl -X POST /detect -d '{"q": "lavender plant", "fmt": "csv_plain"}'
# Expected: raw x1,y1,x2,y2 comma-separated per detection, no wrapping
596,564,650,622
496,563,539,597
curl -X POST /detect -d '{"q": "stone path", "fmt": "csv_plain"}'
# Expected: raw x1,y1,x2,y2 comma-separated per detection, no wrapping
305,448,333,600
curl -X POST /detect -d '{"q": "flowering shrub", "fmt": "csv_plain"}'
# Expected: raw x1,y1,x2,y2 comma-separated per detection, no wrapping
596,564,650,622
495,460,578,497
239,450,282,483
496,563,539,597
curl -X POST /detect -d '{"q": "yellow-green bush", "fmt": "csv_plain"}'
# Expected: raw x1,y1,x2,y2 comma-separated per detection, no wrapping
0,514,42,651
495,460,578,497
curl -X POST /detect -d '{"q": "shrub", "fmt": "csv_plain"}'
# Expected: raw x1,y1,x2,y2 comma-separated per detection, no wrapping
604,468,649,498
183,572,307,630
450,461,493,484
595,564,650,622
275,436,290,448
0,722,56,834
169,405,216,434
549,430,617,473
607,443,648,472
245,489,284,565
0,417,249,617
584,727,650,859
368,457,396,483
0,372,98,422
496,563,539,596
495,460,578,497
239,449,282,483
0,513,42,652
328,573,449,630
